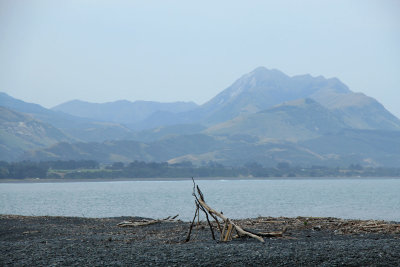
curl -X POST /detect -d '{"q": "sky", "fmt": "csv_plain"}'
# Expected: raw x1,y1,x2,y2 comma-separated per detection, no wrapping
0,0,399,117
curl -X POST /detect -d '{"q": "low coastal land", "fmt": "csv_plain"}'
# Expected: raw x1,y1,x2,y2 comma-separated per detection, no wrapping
1,215,399,266
2,176,400,184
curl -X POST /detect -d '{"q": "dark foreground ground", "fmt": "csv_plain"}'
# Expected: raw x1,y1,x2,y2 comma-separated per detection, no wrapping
1,215,399,266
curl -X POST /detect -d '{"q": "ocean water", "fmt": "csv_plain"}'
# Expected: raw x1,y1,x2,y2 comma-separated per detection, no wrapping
1,178,399,222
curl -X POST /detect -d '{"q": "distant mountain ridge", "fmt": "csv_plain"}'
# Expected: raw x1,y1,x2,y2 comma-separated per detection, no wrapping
52,99,198,126
126,67,400,131
0,92,134,142
47,67,400,132
2,66,400,167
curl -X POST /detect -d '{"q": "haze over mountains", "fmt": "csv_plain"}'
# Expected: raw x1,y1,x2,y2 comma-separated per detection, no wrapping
1,67,399,167
52,99,198,128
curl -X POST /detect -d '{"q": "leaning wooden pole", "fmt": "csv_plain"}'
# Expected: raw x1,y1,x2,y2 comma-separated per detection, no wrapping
198,202,216,240
185,202,199,242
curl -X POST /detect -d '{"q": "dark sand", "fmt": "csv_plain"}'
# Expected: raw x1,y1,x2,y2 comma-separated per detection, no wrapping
1,215,399,266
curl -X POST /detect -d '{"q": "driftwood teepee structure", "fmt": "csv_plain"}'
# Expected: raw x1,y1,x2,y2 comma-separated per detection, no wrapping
186,179,285,243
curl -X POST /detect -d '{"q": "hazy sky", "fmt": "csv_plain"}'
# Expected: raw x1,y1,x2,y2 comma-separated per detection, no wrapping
1,0,399,117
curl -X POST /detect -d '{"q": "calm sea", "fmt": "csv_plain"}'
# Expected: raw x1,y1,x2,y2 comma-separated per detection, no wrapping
1,178,399,222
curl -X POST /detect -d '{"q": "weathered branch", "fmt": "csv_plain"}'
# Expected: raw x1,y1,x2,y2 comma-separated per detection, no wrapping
243,227,286,238
185,203,199,242
198,203,216,240
118,214,179,227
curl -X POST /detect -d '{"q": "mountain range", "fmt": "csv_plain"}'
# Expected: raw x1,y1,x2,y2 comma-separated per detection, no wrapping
52,99,198,128
1,67,399,167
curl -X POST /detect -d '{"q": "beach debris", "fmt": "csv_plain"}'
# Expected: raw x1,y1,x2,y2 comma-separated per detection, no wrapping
117,215,179,227
185,178,286,243
251,216,400,235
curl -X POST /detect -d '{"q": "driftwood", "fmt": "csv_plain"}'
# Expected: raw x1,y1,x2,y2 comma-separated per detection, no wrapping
242,216,400,236
186,178,285,243
117,214,179,227
243,227,287,237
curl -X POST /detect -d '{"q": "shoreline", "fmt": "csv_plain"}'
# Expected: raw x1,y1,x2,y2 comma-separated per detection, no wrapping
2,213,400,223
1,176,400,183
1,214,399,266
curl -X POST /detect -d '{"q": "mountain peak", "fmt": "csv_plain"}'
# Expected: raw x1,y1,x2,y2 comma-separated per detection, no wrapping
200,67,350,124
246,66,289,81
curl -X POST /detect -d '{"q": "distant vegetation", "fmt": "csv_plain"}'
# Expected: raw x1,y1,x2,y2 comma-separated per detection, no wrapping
1,160,399,179
0,160,98,179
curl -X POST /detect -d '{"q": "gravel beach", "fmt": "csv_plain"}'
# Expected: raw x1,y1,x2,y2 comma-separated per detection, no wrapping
1,215,399,266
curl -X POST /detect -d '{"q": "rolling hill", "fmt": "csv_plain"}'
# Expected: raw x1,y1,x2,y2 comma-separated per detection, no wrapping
21,134,225,163
311,90,400,130
20,128,400,167
0,106,74,161
0,92,134,142
205,98,348,142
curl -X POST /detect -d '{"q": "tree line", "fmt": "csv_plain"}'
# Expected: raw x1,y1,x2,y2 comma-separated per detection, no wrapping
0,160,399,179
0,160,98,179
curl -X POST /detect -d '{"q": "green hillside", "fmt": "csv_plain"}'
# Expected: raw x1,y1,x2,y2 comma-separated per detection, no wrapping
311,90,400,130
206,99,347,141
22,134,224,163
0,106,74,160
0,92,134,142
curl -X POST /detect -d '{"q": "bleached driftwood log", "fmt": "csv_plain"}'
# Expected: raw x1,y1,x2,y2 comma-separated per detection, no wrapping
117,214,179,227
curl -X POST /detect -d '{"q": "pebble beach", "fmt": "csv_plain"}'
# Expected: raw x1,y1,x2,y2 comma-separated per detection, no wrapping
1,215,400,266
